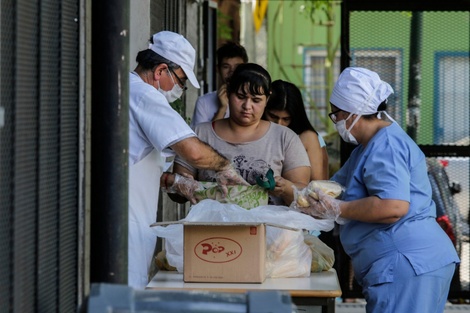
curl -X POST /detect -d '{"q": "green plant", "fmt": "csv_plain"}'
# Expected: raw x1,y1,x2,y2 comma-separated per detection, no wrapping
170,98,191,125
217,11,233,41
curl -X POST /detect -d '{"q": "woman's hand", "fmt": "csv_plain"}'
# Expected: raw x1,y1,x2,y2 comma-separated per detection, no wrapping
269,176,291,198
269,176,308,206
302,188,348,224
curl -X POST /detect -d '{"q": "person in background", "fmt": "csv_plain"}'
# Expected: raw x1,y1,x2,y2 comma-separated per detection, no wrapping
172,63,311,206
301,67,460,313
263,79,329,180
190,41,248,127
129,31,248,289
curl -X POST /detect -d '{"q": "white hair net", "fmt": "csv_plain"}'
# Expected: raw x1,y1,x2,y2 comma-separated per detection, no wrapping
330,67,394,115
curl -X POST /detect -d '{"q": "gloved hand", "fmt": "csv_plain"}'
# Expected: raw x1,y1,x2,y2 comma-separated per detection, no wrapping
166,173,203,204
215,164,250,197
299,188,348,225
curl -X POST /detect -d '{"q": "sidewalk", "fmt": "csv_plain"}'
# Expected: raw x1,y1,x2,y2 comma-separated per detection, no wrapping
335,303,470,313
298,301,470,313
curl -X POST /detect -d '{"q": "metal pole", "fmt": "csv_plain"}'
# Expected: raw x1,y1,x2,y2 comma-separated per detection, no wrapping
90,0,129,284
406,12,423,141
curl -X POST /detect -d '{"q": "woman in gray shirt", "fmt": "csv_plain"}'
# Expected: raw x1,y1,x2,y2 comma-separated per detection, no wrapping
173,63,311,206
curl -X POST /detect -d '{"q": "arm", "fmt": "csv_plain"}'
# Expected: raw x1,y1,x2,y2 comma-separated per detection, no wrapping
270,166,310,205
321,148,329,179
299,131,329,180
303,191,409,224
170,137,249,200
340,196,409,223
212,84,229,121
171,137,230,171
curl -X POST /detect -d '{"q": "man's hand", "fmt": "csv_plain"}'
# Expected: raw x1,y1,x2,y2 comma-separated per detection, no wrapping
164,173,202,204
217,84,228,110
215,164,250,197
212,84,229,121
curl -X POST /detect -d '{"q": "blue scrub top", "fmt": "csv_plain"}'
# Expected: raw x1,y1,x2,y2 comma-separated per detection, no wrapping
332,122,459,287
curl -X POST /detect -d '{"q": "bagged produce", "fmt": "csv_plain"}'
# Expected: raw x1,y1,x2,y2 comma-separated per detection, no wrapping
194,182,268,209
303,233,335,272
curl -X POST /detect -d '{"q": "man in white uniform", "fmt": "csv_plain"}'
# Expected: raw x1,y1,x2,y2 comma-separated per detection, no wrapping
129,31,248,289
190,41,248,127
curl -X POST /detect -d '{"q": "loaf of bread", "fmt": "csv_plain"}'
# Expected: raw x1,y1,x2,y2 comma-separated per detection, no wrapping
295,180,343,207
307,180,343,200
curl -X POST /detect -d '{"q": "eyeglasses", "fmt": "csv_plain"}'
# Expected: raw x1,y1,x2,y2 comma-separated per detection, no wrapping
328,109,344,124
169,69,188,91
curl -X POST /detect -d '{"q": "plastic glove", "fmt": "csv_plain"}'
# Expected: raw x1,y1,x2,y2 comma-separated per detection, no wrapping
168,173,203,204
214,164,250,197
295,188,348,225
309,188,349,224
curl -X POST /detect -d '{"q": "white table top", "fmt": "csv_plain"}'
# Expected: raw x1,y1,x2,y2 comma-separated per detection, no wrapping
146,269,342,298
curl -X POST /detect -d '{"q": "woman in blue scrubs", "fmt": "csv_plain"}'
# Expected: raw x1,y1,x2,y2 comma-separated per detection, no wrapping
305,67,460,313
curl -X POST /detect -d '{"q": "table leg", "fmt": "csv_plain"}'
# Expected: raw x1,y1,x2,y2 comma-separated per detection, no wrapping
322,297,335,313
292,297,336,313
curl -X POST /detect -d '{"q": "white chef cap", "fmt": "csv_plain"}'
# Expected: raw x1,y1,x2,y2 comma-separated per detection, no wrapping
330,67,394,115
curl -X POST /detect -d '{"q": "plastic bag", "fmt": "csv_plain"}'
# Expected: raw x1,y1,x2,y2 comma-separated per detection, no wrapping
265,226,311,278
291,180,345,213
194,182,268,209
303,233,335,272
152,199,335,277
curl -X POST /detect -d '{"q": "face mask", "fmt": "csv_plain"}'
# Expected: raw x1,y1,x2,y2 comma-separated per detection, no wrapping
158,70,184,103
335,113,360,145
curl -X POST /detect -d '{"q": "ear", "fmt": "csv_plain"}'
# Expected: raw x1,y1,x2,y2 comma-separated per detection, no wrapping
153,63,167,80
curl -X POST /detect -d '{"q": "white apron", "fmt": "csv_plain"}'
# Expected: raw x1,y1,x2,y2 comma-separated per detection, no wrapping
128,149,164,288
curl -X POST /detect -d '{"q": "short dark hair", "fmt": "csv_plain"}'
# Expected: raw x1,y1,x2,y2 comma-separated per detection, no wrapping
362,101,388,120
217,41,249,65
264,80,317,135
135,35,181,71
226,63,271,97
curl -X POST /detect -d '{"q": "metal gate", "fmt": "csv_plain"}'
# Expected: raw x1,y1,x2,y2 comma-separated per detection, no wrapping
333,0,470,301
0,0,80,312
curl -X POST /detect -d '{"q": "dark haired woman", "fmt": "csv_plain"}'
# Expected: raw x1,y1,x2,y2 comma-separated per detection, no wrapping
264,80,329,180
173,63,311,205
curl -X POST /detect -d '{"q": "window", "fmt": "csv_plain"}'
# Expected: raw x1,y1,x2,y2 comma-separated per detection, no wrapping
435,52,469,145
351,49,403,125
303,49,341,133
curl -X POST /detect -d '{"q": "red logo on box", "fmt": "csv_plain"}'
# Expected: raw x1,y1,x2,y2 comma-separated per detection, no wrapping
250,227,257,235
194,237,242,263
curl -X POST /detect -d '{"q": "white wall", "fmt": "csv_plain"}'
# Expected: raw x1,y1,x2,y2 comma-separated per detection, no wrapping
130,0,151,71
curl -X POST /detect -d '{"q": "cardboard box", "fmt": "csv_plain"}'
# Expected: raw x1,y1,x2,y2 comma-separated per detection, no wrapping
182,222,267,283
151,221,300,284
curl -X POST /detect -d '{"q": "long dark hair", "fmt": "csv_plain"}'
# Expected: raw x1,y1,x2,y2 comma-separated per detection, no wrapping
226,63,271,97
264,80,317,135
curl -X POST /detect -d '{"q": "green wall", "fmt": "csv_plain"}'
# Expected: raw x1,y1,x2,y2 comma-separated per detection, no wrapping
267,1,341,87
267,3,468,144
350,11,468,144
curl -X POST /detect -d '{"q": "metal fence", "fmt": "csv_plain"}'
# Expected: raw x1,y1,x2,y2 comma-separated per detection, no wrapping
331,0,470,301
